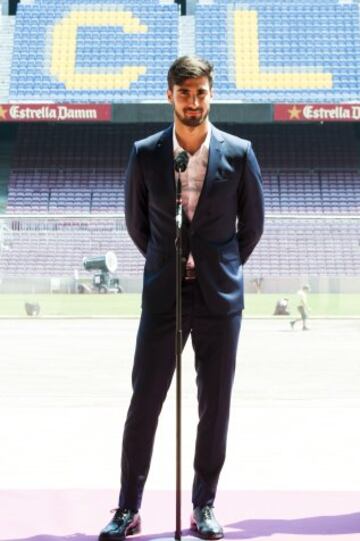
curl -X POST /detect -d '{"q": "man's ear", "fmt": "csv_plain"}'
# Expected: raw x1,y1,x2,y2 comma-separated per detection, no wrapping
167,89,173,104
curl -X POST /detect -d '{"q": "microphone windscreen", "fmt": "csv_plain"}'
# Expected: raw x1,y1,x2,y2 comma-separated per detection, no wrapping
174,150,189,172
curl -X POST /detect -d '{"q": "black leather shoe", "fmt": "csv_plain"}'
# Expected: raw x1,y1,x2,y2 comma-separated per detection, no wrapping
191,506,224,539
99,508,141,541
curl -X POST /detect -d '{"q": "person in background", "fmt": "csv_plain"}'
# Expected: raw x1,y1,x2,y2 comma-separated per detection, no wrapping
273,297,289,315
290,285,311,331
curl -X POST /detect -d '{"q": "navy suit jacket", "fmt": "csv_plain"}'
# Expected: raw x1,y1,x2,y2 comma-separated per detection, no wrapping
125,123,264,315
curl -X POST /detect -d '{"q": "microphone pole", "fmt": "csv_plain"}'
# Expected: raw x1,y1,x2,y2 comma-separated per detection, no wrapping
174,151,189,541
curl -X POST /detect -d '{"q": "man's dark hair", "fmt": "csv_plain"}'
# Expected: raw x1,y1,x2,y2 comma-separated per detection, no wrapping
167,56,214,90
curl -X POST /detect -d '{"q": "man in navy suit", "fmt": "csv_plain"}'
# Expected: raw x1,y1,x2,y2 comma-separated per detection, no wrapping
99,56,264,541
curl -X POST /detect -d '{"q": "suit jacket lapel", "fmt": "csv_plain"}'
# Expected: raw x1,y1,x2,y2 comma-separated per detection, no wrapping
155,124,224,223
155,124,175,197
192,125,224,224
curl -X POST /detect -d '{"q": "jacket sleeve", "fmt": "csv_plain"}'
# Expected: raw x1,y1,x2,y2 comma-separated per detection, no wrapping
125,144,149,257
236,142,265,265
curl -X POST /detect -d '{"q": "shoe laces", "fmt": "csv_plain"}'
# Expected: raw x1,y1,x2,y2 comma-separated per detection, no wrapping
202,506,214,520
110,508,131,523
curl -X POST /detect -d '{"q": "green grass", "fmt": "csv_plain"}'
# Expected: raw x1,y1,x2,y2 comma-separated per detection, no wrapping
0,293,141,317
244,293,360,317
0,293,359,317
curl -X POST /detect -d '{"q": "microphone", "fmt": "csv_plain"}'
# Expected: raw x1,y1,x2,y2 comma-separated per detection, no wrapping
174,151,188,230
174,151,189,173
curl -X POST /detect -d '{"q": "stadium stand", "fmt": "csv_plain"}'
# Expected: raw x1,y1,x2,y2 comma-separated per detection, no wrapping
0,219,138,278
1,215,359,278
2,0,360,280
7,0,360,103
196,0,360,102
5,123,165,214
6,123,360,215
1,123,360,279
9,0,179,102
0,15,15,102
245,218,360,277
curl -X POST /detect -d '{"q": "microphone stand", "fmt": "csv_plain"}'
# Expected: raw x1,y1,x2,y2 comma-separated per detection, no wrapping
175,169,182,541
150,169,189,541
173,150,188,541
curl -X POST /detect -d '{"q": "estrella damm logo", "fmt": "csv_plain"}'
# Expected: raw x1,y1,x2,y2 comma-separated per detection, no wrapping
10,0,178,100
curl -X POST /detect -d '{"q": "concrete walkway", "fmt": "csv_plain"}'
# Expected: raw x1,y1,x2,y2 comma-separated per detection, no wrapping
0,318,359,540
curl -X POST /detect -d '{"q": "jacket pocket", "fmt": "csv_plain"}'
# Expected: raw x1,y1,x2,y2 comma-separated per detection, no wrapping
218,237,240,263
220,250,240,264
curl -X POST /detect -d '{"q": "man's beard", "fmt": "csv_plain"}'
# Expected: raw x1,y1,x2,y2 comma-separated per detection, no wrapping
174,108,209,127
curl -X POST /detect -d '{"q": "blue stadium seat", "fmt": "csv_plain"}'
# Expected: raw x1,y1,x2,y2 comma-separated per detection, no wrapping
195,0,360,103
10,0,179,102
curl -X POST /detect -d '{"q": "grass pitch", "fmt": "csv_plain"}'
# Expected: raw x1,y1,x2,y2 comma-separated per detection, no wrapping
0,293,359,317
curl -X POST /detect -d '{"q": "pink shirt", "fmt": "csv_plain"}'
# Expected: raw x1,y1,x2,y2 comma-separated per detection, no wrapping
173,127,211,270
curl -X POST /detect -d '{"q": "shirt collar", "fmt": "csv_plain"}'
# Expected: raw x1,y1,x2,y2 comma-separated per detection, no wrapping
173,124,211,157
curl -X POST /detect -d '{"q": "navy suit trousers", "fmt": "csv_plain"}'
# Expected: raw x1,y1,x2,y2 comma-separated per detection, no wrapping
119,279,242,512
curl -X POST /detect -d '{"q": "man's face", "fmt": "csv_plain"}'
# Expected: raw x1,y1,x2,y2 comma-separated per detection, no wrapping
167,76,213,127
